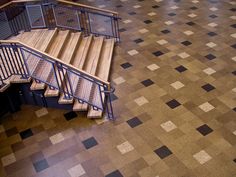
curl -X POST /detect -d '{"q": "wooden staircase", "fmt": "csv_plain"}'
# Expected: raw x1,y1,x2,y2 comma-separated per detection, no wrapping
2,29,115,118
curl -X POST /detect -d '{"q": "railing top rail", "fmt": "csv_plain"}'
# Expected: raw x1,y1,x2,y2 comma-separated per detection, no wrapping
0,40,110,86
0,0,118,16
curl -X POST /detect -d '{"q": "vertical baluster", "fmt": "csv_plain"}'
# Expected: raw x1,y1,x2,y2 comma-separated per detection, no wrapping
15,45,28,78
7,45,18,74
1,46,14,75
11,44,24,77
0,47,10,78
19,47,31,77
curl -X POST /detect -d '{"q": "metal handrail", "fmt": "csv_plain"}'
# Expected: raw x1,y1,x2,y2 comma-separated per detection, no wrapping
0,40,114,119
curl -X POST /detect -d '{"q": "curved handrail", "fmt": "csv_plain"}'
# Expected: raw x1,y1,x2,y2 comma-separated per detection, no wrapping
0,39,110,86
0,0,118,16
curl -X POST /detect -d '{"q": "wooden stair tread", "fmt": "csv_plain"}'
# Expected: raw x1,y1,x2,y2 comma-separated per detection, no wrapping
73,36,104,111
87,38,115,118
58,35,93,104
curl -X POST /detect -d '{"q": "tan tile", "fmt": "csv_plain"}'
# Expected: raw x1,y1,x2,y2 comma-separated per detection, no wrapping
134,96,149,106
117,141,134,154
160,121,177,132
128,49,139,56
1,153,16,166
156,39,168,45
199,102,215,112
171,81,185,90
68,164,86,177
35,108,48,118
193,150,212,164
184,30,194,35
113,77,126,85
49,133,65,144
178,52,190,59
203,68,216,75
147,64,160,71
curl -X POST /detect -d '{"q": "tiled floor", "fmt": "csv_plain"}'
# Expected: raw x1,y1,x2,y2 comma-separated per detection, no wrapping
0,0,236,176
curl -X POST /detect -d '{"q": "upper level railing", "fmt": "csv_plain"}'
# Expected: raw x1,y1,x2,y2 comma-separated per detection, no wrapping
0,40,114,119
0,0,120,41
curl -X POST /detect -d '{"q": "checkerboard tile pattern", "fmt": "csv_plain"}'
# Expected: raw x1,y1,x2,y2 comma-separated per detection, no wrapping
0,0,236,176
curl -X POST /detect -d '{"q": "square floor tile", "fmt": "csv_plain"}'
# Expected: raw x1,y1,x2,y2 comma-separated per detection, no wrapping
178,52,190,58
205,54,216,60
33,159,49,172
186,21,195,26
128,49,139,56
110,93,118,101
123,19,132,24
166,99,181,109
171,6,179,9
49,133,65,144
20,129,33,140
181,41,192,46
156,39,168,45
193,150,212,164
144,20,152,24
113,77,126,85
127,117,143,128
231,33,236,38
232,56,236,62
161,29,171,34
196,124,213,136
165,21,174,25
121,62,132,69
105,170,124,177
184,30,194,35
82,137,98,149
175,65,187,73
133,5,141,8
154,145,172,159
64,111,77,121
210,7,218,11
160,121,177,132
153,51,164,57
168,13,176,16
231,44,236,49
208,22,218,27
201,84,215,92
148,12,157,16
139,28,149,33
147,64,160,71
199,102,215,112
1,153,16,166
209,14,218,18
35,108,48,118
188,13,197,18
171,81,185,90
134,96,149,106
203,68,216,75
5,127,18,137
68,164,86,177
141,79,154,87
117,141,134,154
134,38,144,44
152,5,160,9
233,130,236,136
208,32,217,36
128,11,136,15
119,28,126,32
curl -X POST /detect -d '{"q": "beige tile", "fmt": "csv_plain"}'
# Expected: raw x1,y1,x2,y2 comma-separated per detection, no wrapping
1,153,16,166
232,56,236,62
148,12,157,16
139,28,149,34
117,141,134,154
156,39,168,45
123,19,132,24
171,81,185,90
209,7,218,11
35,108,48,118
208,22,218,27
49,133,65,145
206,42,217,48
230,33,236,38
199,102,215,112
113,77,126,85
165,21,174,25
203,68,216,75
128,49,139,56
160,121,177,132
133,5,141,8
192,0,199,3
171,6,179,9
68,164,86,177
188,13,197,18
147,64,160,71
193,150,212,164
230,16,236,20
233,130,236,136
184,30,194,35
178,52,190,59
134,96,149,106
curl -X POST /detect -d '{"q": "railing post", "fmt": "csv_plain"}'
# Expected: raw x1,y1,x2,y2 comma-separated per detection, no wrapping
103,84,115,120
0,65,6,89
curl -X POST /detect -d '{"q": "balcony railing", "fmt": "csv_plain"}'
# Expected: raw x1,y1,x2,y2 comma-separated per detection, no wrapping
0,40,114,119
0,0,121,41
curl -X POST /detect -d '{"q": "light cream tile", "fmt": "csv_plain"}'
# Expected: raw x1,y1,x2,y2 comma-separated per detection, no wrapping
35,108,48,118
147,64,160,71
68,164,86,177
170,6,179,9
165,21,174,25
148,12,156,16
155,0,163,2
233,130,236,136
192,0,199,3
206,42,217,48
134,96,149,106
188,13,197,18
128,49,139,56
178,52,190,59
123,19,132,24
117,141,134,154
203,68,216,75
139,28,149,34
230,33,236,38
160,121,177,132
171,81,185,90
230,16,236,20
193,150,212,164
49,133,65,145
113,77,126,85
209,7,218,11
199,102,215,112
184,30,194,35
156,39,168,45
232,88,236,92
232,56,236,62
1,153,16,166
208,23,218,27
133,5,141,8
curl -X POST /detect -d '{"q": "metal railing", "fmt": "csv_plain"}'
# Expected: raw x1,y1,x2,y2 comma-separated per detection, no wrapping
0,0,120,41
0,41,115,119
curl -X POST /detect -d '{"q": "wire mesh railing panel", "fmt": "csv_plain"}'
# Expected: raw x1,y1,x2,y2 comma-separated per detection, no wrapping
0,11,12,39
88,12,114,37
53,5,81,30
26,5,46,28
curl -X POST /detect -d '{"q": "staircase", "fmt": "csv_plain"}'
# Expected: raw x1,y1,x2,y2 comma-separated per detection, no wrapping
1,28,115,118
